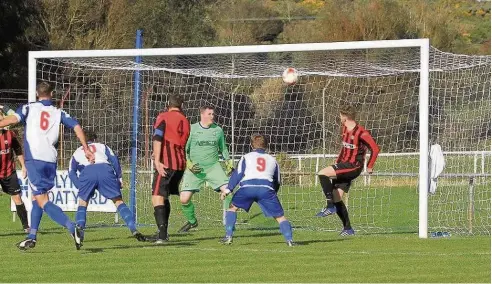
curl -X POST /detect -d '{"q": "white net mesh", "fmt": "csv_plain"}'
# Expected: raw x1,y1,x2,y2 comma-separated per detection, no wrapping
28,45,490,235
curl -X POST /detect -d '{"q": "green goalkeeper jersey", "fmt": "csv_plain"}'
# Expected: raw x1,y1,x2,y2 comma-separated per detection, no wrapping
186,122,230,168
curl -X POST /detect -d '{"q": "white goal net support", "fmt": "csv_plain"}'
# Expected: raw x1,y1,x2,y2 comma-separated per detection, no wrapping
26,39,490,237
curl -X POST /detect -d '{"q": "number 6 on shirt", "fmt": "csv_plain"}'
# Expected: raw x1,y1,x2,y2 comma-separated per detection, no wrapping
40,111,50,130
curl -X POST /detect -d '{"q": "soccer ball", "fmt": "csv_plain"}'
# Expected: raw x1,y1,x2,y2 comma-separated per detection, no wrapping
282,68,298,85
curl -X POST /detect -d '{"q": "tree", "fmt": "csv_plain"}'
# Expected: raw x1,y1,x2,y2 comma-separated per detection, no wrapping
208,0,283,45
0,0,45,88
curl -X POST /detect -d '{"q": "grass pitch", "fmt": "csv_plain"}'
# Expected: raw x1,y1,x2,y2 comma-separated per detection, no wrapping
0,194,489,283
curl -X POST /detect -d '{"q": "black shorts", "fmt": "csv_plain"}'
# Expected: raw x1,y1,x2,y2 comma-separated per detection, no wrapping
152,169,184,197
332,162,362,192
0,172,21,195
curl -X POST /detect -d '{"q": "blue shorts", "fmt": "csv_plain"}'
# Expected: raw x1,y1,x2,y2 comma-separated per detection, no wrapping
77,164,121,202
232,187,284,218
26,160,57,196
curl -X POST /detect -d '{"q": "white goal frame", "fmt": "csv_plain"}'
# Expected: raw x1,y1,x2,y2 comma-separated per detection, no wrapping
28,38,431,238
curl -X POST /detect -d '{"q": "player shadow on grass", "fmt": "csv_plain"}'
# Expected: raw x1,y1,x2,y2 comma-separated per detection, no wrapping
186,230,284,242
238,238,347,246
361,230,418,236
81,241,197,254
0,232,30,237
0,230,65,237
85,237,119,243
292,238,347,245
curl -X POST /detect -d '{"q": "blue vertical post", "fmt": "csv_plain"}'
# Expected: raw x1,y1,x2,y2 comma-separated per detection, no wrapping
130,29,143,222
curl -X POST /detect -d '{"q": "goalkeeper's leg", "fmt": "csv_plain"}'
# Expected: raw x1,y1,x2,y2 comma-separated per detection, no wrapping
179,190,199,232
178,170,202,232
208,163,231,225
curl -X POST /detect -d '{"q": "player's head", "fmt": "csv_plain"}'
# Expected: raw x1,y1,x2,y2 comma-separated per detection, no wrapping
84,129,97,142
36,81,54,99
199,105,214,126
168,94,183,109
251,134,268,150
339,104,357,124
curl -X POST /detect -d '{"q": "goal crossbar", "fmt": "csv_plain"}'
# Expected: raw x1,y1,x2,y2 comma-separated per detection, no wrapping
28,39,428,59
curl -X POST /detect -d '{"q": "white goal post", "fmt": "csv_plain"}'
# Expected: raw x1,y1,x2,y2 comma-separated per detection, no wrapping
26,38,489,238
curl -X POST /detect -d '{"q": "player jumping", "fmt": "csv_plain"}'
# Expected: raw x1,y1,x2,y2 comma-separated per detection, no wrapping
316,105,379,236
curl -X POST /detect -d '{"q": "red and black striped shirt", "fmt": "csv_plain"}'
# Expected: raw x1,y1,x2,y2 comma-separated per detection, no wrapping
153,110,190,171
336,124,380,168
0,129,22,179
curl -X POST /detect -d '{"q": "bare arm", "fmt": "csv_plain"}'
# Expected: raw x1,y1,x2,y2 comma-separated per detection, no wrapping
0,115,19,128
153,140,162,166
152,118,166,176
74,125,89,150
360,131,380,172
17,154,26,179
73,125,94,162
11,132,26,178
17,154,26,170
218,128,230,160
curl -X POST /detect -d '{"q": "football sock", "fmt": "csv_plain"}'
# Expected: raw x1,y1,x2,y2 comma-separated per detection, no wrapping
28,200,43,239
225,211,237,237
279,220,293,242
15,203,29,229
163,199,171,236
154,205,166,239
334,201,351,230
117,203,137,233
75,206,87,228
44,201,75,234
181,201,197,224
319,175,334,206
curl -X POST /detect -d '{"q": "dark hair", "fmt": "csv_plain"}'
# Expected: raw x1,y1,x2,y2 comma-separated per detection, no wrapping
340,104,357,120
168,94,183,108
199,105,214,113
251,134,268,149
84,129,97,142
36,81,54,97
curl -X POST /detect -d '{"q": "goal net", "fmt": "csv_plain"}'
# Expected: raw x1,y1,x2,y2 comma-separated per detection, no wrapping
26,41,490,235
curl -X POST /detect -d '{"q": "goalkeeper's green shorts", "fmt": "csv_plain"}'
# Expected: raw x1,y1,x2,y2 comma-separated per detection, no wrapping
181,162,229,192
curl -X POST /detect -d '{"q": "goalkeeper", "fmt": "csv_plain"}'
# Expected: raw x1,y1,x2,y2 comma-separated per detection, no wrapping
178,105,234,233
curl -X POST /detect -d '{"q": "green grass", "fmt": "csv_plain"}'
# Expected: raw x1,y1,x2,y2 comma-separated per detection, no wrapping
0,188,490,283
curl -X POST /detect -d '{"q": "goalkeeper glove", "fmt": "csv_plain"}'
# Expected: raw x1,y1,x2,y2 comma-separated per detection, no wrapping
220,188,231,201
187,160,202,174
224,160,234,176
0,105,13,116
